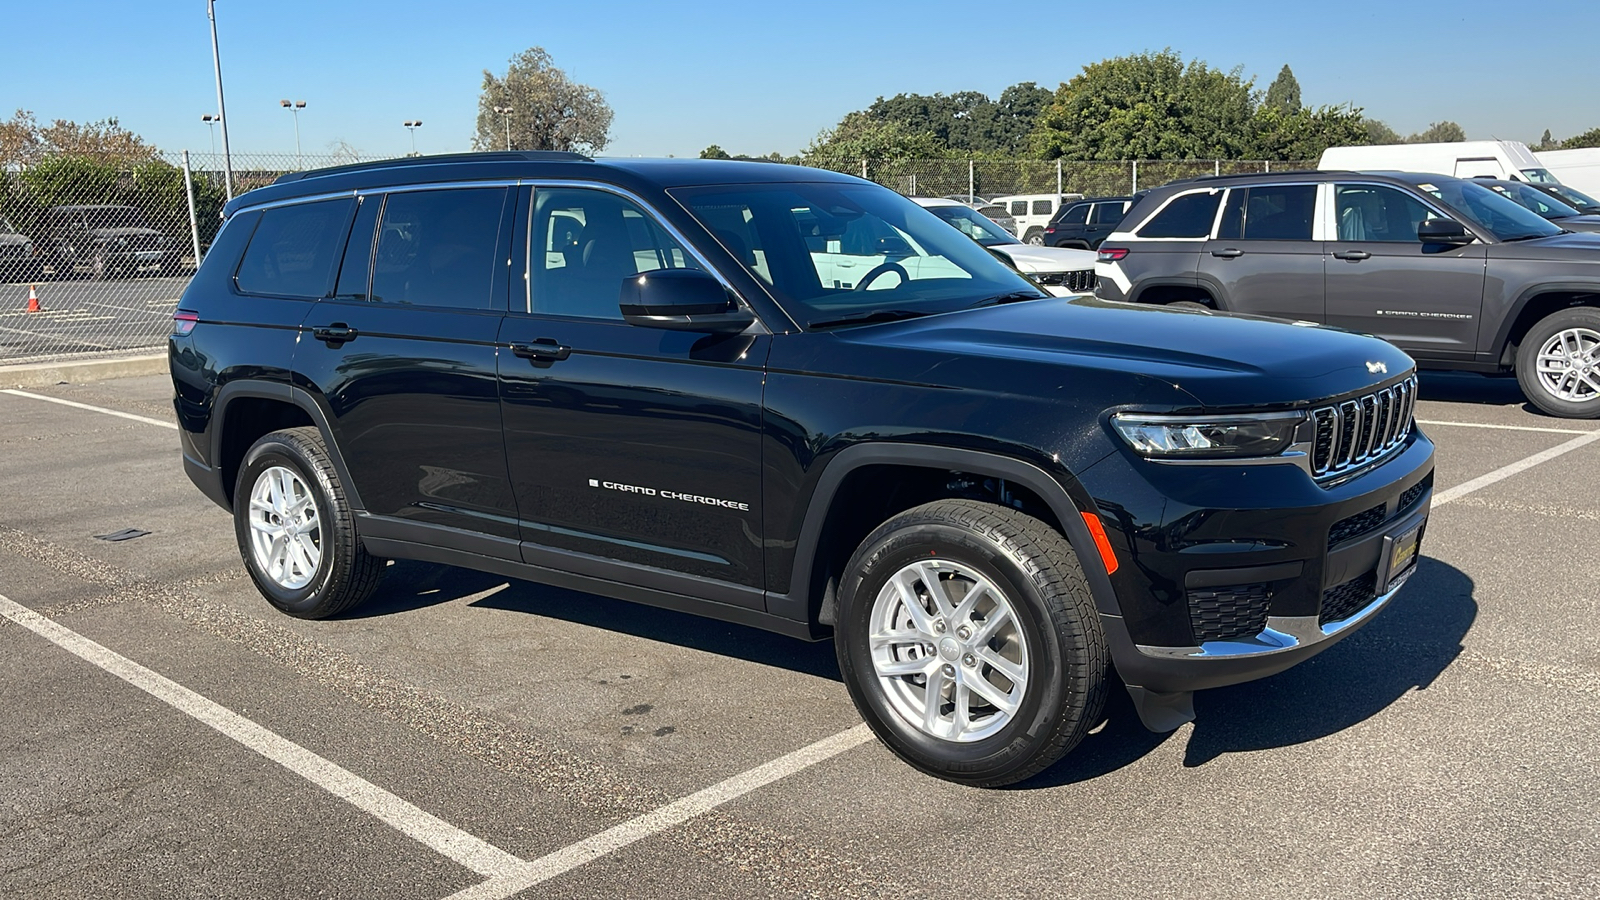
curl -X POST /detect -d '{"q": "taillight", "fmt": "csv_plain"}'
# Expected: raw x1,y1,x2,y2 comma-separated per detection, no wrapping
1097,247,1130,262
173,310,198,336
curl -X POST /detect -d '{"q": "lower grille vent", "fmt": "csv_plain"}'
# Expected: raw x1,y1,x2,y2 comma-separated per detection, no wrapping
1320,573,1377,625
1189,583,1272,643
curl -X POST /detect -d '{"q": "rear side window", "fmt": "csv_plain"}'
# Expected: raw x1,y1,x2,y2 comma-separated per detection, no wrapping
1010,201,1027,216
1032,199,1053,216
371,188,508,308
1061,204,1089,225
1091,202,1127,225
1217,185,1317,241
235,198,354,298
1137,191,1222,239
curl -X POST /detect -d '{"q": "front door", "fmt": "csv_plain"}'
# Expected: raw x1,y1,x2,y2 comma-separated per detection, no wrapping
1199,184,1324,322
1323,183,1487,358
293,187,519,540
498,185,769,599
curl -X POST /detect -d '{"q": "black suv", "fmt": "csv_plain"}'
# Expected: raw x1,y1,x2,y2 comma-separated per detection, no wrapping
172,153,1435,786
1094,171,1600,417
46,204,176,280
1043,196,1133,249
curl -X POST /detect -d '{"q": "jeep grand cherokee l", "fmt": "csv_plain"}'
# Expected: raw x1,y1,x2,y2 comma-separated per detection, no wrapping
1095,171,1600,417
171,153,1435,786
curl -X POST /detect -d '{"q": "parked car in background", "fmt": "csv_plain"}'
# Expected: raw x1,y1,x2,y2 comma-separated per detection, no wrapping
1320,140,1558,183
1095,170,1600,417
989,193,1082,245
1043,196,1134,249
0,216,41,284
913,197,1097,295
45,205,177,280
1476,178,1600,233
974,204,1018,236
1528,181,1600,216
1534,147,1600,197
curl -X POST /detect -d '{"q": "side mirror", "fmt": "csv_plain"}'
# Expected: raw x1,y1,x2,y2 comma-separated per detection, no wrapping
1418,218,1475,245
619,269,754,334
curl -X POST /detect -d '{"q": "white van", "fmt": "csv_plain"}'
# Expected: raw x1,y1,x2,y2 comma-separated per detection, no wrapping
1534,148,1600,198
1318,140,1559,183
988,193,1083,245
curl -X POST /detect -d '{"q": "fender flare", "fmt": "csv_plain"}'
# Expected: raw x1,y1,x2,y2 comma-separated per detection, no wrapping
768,442,1121,628
212,378,364,511
1487,281,1600,360
1128,276,1211,307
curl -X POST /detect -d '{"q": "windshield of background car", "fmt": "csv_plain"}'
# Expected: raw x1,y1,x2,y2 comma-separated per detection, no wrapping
1399,178,1563,241
86,207,154,230
1521,168,1558,184
1546,184,1600,212
673,183,1042,324
1487,182,1582,219
924,205,1020,247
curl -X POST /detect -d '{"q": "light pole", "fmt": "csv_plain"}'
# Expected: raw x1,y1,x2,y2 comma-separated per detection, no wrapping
493,105,514,151
207,0,234,198
280,99,306,168
201,114,220,156
403,121,423,156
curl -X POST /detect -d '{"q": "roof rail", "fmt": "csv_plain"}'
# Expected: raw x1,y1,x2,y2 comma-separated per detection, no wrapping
273,151,593,184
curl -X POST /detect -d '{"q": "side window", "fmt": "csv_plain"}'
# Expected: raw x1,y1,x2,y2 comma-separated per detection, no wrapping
235,198,355,298
1216,189,1245,240
1137,191,1223,239
1335,185,1440,243
1010,201,1027,216
526,187,701,319
333,195,382,302
1092,202,1127,225
1242,184,1316,241
1062,204,1089,226
1032,199,1053,216
371,188,507,308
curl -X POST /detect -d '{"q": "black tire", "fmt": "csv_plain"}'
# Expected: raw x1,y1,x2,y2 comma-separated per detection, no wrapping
1516,307,1600,419
835,499,1108,787
1023,228,1045,246
233,427,385,618
1167,300,1214,312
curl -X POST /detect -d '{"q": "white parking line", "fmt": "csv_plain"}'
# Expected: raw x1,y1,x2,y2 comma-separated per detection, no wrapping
1433,429,1600,507
0,592,527,879
0,389,178,430
1417,419,1597,436
444,725,874,900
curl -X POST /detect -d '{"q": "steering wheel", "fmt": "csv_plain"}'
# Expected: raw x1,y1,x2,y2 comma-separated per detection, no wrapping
854,261,908,291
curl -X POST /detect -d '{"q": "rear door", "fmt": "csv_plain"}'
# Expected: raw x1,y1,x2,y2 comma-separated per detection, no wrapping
293,186,520,540
1323,182,1487,357
1085,201,1127,248
1199,183,1323,321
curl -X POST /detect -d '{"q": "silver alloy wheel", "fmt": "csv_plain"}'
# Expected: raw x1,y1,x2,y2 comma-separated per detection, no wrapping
1535,327,1600,403
247,465,322,590
869,559,1029,742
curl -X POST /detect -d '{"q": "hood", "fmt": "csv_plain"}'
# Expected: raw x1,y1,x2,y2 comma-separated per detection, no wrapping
856,296,1415,409
990,243,1096,273
1551,215,1600,234
1492,229,1600,258
0,233,28,247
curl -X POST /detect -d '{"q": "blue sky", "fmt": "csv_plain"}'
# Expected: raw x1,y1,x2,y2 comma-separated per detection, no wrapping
3,0,1596,160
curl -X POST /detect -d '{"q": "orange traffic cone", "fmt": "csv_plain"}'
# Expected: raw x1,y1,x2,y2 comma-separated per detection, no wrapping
25,284,41,313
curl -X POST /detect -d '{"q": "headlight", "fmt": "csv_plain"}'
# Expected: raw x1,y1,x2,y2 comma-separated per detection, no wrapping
1112,411,1304,459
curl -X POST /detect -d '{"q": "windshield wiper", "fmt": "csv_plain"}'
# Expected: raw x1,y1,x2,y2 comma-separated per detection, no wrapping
1502,233,1554,242
808,309,932,330
969,290,1048,308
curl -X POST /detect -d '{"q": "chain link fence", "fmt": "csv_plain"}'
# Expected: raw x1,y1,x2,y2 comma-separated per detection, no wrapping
1,151,1309,366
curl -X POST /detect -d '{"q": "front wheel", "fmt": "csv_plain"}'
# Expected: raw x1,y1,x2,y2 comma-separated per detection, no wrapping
835,500,1107,787
234,427,385,618
1516,307,1600,418
1024,229,1045,246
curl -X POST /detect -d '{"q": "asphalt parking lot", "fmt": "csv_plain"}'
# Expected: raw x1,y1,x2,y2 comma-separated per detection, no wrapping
1,371,1597,899
0,277,183,362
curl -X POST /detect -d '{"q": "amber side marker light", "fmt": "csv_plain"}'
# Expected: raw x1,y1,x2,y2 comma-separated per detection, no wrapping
1080,512,1119,575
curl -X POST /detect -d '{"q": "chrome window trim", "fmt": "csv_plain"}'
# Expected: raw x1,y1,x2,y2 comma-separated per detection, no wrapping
231,188,361,215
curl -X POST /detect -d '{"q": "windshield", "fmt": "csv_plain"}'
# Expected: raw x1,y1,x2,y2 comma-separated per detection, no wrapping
923,204,1021,247
1544,183,1600,213
1485,181,1582,219
82,207,154,230
673,182,1043,327
1521,168,1559,184
1401,177,1563,241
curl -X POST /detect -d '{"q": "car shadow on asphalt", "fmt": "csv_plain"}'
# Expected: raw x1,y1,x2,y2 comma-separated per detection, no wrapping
1020,556,1476,787
1417,370,1535,412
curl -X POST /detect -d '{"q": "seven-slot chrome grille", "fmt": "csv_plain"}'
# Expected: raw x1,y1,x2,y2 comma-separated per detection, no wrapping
1036,269,1097,293
1309,376,1417,480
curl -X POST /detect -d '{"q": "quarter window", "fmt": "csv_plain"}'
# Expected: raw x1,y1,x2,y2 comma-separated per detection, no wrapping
1091,202,1126,225
235,198,354,298
1334,185,1440,243
1031,199,1053,216
1010,201,1027,216
371,188,508,308
1137,191,1222,239
526,188,701,319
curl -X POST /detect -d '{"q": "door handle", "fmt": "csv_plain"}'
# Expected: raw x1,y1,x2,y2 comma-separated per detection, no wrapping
1211,248,1245,258
312,323,358,344
1332,250,1371,261
510,339,572,362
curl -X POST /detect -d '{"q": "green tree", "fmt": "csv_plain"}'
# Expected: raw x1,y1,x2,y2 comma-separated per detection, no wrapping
1028,50,1257,160
1364,119,1402,144
802,112,950,178
1562,127,1600,149
1535,129,1559,151
473,47,612,153
861,83,1052,155
699,144,732,159
1251,105,1368,160
1263,65,1302,115
1407,121,1466,143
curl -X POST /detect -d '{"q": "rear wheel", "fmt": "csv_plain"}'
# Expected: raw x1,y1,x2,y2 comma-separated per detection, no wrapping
1516,307,1600,418
835,500,1107,787
1024,228,1045,246
234,427,385,618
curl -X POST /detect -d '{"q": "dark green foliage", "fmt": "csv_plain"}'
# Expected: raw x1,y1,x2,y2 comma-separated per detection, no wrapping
2,155,228,250
1562,128,1600,149
1263,65,1302,115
